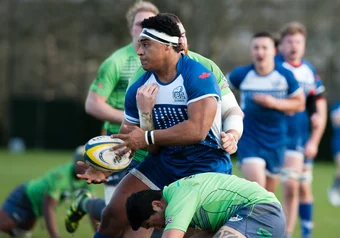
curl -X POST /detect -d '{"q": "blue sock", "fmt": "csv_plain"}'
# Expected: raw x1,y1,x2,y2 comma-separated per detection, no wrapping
299,202,313,238
93,232,111,238
85,198,106,221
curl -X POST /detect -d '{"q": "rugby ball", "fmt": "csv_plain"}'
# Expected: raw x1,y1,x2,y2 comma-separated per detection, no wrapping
84,136,131,172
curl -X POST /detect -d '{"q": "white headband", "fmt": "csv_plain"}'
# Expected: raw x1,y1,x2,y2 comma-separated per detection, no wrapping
139,28,179,45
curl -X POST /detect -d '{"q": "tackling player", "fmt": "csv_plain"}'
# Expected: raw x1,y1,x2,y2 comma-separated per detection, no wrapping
126,172,286,238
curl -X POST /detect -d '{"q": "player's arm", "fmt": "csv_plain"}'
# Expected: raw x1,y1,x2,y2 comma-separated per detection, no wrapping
85,91,124,124
42,194,60,238
253,89,305,114
220,92,244,154
162,229,185,238
153,96,217,146
305,97,328,158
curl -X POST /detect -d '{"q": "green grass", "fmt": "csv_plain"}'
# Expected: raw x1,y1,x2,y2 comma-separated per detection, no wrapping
0,150,339,237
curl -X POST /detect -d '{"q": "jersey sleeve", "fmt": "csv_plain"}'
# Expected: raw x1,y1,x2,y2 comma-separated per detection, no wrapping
304,60,325,96
89,56,121,98
227,66,247,90
187,51,231,97
285,70,301,96
124,81,141,124
164,188,200,232
44,170,67,201
184,63,221,104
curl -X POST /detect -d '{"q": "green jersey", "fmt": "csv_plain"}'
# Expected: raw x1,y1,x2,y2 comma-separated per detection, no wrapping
25,163,93,217
162,173,279,233
90,43,140,134
128,51,232,162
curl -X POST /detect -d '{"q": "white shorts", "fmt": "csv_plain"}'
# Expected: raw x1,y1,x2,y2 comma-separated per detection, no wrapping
104,184,117,205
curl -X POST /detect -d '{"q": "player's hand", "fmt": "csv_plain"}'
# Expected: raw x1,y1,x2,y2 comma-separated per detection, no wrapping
220,132,238,154
137,83,159,112
76,161,110,184
253,94,277,109
110,125,146,157
304,139,318,159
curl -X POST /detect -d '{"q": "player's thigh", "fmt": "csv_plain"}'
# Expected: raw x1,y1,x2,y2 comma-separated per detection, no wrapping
104,173,150,223
240,158,266,185
225,203,285,238
0,184,36,232
213,226,245,238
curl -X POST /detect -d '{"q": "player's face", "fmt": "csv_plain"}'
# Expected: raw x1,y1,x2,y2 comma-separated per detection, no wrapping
130,11,156,47
250,37,276,67
178,23,188,54
141,210,166,230
137,38,169,71
280,33,306,62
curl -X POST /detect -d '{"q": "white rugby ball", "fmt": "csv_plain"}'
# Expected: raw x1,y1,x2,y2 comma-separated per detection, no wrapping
84,135,131,172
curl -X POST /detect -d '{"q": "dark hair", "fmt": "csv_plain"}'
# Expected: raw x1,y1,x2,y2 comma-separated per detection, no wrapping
252,32,275,46
160,13,181,24
126,190,163,231
141,14,182,52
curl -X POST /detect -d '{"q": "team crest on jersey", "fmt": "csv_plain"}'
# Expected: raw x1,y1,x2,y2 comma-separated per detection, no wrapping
165,216,173,225
172,86,186,102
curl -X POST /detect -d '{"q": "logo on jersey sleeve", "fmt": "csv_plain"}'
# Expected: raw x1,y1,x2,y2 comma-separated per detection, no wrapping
165,216,173,225
172,86,186,102
199,72,211,79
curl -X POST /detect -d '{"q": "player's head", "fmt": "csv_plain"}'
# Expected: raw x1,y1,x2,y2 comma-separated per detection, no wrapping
279,22,307,63
126,1,159,50
160,13,188,54
137,14,182,71
250,32,276,68
126,190,166,231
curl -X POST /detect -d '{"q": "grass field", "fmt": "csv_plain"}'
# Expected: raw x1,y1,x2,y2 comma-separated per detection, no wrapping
0,149,339,237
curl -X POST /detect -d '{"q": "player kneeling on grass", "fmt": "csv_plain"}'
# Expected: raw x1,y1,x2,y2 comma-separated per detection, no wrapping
126,172,286,238
0,146,96,238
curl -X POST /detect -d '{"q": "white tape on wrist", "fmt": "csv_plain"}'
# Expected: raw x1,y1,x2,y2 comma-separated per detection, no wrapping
145,131,149,145
223,115,243,136
150,131,155,144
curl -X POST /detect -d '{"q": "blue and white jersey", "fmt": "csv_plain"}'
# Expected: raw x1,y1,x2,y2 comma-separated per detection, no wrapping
331,102,340,155
276,54,325,142
228,64,301,149
125,54,222,155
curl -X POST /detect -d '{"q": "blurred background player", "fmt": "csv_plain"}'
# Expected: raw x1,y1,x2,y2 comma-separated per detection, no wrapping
276,22,327,238
228,32,305,192
328,101,340,206
0,146,95,238
126,172,286,238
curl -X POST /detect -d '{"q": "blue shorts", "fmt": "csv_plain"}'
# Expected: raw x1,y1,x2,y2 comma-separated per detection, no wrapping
286,132,310,153
131,147,232,189
226,203,286,238
237,142,285,175
105,159,140,186
2,184,36,224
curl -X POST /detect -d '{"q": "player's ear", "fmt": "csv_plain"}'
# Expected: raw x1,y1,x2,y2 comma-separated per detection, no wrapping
151,200,163,211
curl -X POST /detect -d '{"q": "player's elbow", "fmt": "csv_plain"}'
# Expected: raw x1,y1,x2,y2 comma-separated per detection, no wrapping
85,97,101,117
191,127,210,143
